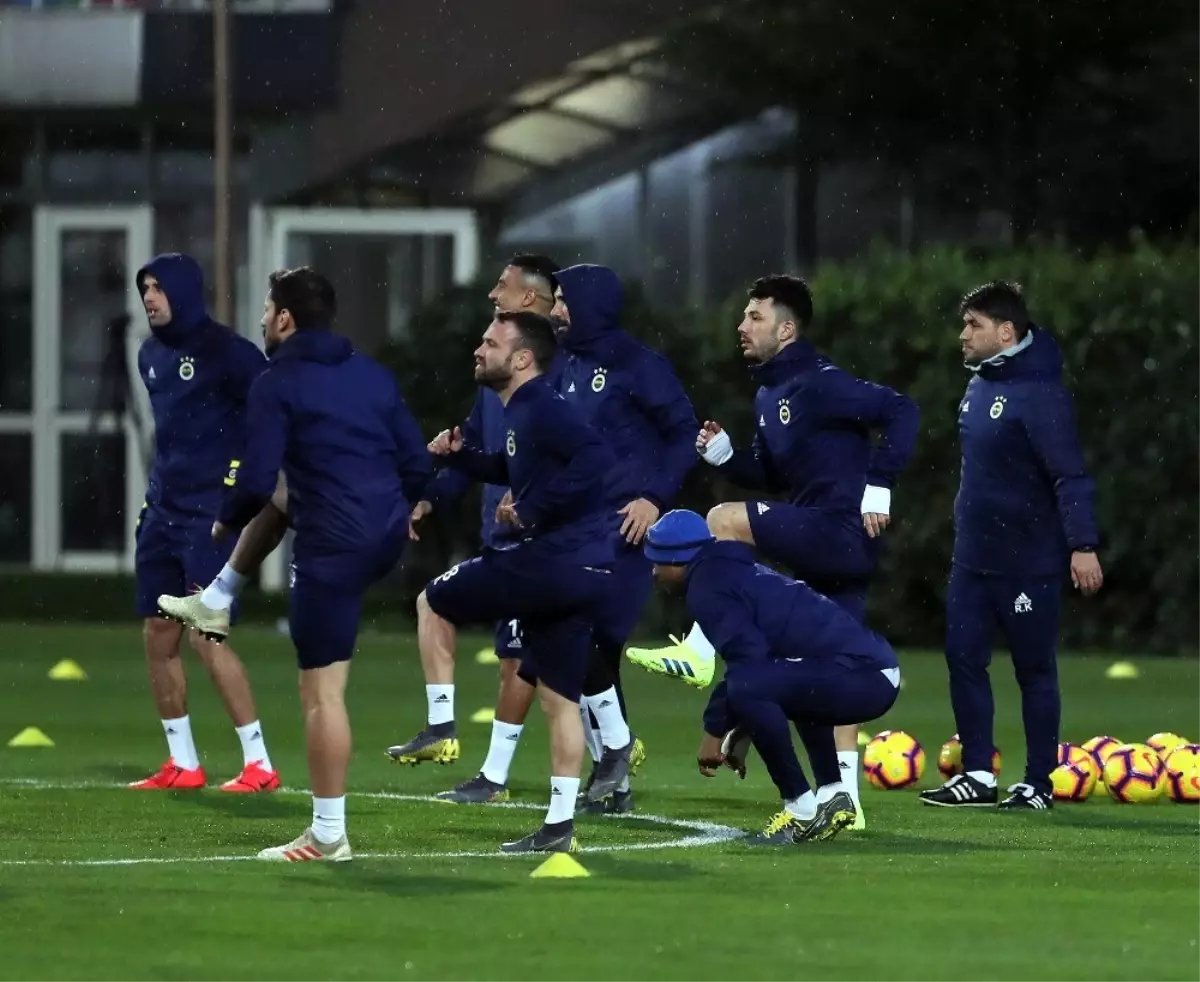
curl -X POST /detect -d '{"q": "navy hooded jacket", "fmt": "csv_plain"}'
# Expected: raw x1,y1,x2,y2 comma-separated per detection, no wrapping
218,330,431,569
554,265,698,523
136,253,266,521
954,327,1099,576
716,340,919,517
685,541,898,736
445,375,616,567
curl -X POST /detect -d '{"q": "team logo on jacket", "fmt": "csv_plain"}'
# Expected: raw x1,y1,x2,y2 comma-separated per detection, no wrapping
989,395,1006,419
590,367,608,393
777,398,791,425
505,429,516,456
178,356,195,381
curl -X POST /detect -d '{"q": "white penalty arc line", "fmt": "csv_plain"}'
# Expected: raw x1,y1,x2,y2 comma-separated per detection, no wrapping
0,779,745,868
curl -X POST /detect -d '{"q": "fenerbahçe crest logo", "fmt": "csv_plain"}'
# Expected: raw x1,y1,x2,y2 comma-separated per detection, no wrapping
505,429,517,456
178,356,195,381
591,367,608,393
777,397,791,425
989,396,1006,419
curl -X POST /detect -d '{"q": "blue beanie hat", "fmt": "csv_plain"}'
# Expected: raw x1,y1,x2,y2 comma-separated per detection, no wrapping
643,509,714,565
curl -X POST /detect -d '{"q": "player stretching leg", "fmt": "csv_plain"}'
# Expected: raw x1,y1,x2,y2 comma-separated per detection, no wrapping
552,264,699,812
387,255,561,781
628,275,919,828
419,311,620,852
131,253,279,793
644,511,901,844
162,267,431,860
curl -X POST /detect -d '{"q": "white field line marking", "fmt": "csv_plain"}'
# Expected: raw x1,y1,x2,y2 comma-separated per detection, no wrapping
0,779,744,868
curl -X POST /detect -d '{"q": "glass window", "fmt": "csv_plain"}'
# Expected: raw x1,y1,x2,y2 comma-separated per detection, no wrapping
60,432,125,553
0,206,32,413
58,229,130,413
0,434,31,563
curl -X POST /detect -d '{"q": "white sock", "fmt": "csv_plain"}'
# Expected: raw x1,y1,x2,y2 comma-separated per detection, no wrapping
837,751,861,807
480,721,523,785
580,705,603,763
816,780,846,805
785,791,817,820
162,716,200,771
200,563,245,611
546,776,580,825
235,720,272,771
312,795,346,844
684,622,717,660
584,688,631,750
967,769,997,788
426,685,454,726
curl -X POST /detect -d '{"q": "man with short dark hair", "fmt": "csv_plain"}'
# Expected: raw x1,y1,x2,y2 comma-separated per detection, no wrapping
629,273,919,828
160,266,431,861
418,309,619,853
920,281,1102,811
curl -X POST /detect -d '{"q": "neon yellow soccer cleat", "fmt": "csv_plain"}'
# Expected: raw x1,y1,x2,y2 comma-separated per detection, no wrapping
157,592,230,641
625,635,715,688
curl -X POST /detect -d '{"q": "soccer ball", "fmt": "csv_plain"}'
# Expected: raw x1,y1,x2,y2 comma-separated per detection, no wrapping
936,734,1001,778
1057,742,1092,768
1102,743,1167,803
864,729,925,790
1081,735,1123,781
1051,755,1099,802
1164,744,1200,803
1146,732,1188,762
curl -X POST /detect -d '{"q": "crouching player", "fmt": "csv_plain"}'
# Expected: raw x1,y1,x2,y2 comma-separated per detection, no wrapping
642,510,901,845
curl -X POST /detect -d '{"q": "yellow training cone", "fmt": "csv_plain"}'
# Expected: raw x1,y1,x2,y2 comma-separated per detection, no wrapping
470,707,496,724
530,852,589,879
8,727,55,748
475,647,500,665
1105,661,1140,680
48,659,87,681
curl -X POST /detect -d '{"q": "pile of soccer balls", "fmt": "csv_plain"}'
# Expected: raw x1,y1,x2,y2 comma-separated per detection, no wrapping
861,729,1199,804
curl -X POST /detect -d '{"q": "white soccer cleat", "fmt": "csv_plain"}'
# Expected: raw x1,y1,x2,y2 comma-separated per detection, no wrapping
256,827,353,863
157,592,230,641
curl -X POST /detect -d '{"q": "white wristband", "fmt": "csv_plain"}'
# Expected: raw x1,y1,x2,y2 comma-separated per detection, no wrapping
861,484,891,515
701,429,734,466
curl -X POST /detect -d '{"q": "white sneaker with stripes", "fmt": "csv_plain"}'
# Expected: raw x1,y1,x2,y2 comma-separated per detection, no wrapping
257,827,353,862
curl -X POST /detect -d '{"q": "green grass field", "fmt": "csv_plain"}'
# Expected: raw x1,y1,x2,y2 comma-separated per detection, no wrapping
0,623,1196,981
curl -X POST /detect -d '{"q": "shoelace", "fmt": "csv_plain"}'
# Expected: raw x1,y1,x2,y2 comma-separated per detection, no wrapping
763,810,794,835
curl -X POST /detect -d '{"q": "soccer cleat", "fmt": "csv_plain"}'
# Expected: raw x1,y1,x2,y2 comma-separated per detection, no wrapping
999,782,1054,810
625,635,715,688
850,807,867,831
257,827,352,862
219,760,281,793
128,758,207,790
919,773,999,807
499,822,579,854
156,592,230,641
800,791,857,841
745,810,807,846
579,788,635,815
720,727,752,778
386,726,460,766
586,739,636,802
435,773,510,804
629,735,647,776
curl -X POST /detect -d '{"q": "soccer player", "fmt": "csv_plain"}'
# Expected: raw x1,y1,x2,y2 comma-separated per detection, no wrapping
387,255,561,793
551,263,699,812
160,267,431,861
131,252,280,793
920,281,1102,811
627,274,919,828
642,510,901,844
418,310,619,853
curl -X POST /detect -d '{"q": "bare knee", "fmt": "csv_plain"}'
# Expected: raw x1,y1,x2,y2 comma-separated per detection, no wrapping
143,617,182,658
188,630,232,667
499,657,520,682
416,590,432,620
299,663,349,713
707,502,752,543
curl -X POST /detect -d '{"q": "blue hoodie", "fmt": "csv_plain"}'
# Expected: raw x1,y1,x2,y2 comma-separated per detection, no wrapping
717,340,920,517
218,329,431,573
954,327,1098,576
136,253,267,521
445,375,616,566
686,541,898,736
554,265,698,525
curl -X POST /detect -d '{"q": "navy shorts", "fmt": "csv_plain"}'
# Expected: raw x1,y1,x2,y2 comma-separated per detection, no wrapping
289,533,406,671
424,546,611,701
593,546,655,656
725,657,900,728
494,618,524,659
747,503,877,597
135,510,237,622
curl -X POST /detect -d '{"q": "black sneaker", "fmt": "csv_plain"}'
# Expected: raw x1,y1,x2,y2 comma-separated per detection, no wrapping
999,783,1054,810
799,791,857,841
499,821,579,854
586,739,635,802
919,773,998,807
579,788,635,815
435,773,509,804
385,723,459,765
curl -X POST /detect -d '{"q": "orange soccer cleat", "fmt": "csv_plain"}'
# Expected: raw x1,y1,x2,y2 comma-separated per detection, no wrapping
128,758,207,790
219,760,281,793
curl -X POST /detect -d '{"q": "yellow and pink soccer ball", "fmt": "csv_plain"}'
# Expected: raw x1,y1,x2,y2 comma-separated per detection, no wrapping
864,729,925,790
1081,735,1122,784
1051,754,1099,802
1102,743,1167,803
937,734,1001,778
1164,744,1200,803
1146,732,1188,762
